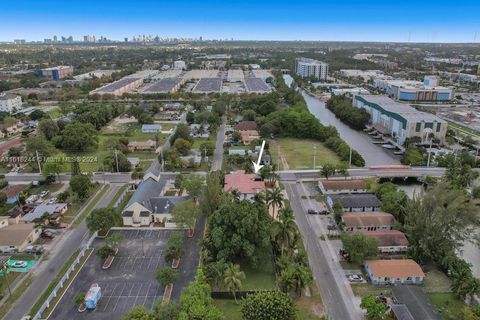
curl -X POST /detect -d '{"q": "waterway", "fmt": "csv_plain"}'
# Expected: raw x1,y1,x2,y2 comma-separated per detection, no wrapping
303,95,401,167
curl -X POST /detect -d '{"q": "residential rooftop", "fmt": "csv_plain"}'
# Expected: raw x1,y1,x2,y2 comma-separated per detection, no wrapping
329,193,381,208
224,170,265,195
365,259,425,279
361,230,409,247
343,212,394,227
0,223,37,246
320,179,367,191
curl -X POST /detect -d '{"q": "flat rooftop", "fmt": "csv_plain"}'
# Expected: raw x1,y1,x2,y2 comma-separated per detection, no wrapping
193,78,222,92
245,78,270,92
356,95,446,123
92,77,141,93
141,78,183,93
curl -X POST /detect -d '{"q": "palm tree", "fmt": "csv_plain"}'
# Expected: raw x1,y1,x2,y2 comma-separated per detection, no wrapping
253,191,266,207
266,163,279,187
292,265,312,297
223,263,245,303
266,188,284,220
272,208,298,254
320,163,336,180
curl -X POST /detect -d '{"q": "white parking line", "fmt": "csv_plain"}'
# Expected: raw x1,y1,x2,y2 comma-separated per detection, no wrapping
101,282,118,312
132,283,143,306
128,282,136,297
142,283,151,306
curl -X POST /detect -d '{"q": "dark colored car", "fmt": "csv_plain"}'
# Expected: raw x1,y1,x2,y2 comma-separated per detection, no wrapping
307,209,318,214
319,210,330,215
41,231,55,239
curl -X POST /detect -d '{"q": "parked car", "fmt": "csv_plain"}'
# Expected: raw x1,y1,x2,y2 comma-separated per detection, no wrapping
39,191,50,198
307,209,318,214
11,261,28,268
41,231,55,239
348,274,363,282
47,197,57,204
1,246,18,254
48,223,68,229
319,210,330,215
25,245,44,255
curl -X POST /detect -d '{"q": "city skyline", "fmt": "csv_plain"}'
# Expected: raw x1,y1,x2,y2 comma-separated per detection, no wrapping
1,0,480,43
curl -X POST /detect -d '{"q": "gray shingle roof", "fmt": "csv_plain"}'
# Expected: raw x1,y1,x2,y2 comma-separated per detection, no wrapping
330,193,381,208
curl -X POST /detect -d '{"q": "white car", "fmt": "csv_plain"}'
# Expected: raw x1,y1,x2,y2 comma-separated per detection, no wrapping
348,274,363,282
11,261,28,268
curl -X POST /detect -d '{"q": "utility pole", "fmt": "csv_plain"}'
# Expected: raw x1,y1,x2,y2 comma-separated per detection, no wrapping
114,149,119,173
36,150,42,174
313,144,317,170
348,147,352,168
160,149,164,172
427,139,433,167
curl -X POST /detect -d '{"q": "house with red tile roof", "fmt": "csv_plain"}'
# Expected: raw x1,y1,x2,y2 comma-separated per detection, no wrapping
224,170,265,201
361,230,409,253
364,259,425,285
234,121,257,131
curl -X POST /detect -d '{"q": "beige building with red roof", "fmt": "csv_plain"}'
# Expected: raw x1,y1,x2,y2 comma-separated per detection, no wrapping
364,259,425,285
319,179,368,194
361,230,409,253
240,130,260,145
342,211,394,231
224,171,265,201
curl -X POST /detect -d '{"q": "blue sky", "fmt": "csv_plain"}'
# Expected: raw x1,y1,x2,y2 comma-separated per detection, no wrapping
1,0,479,42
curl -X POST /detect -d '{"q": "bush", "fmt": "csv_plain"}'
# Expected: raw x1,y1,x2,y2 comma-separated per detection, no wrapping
156,267,179,286
241,291,296,320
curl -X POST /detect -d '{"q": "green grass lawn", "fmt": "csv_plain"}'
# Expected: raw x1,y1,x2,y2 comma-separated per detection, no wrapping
448,121,480,137
423,265,452,293
213,299,242,320
0,274,32,316
158,123,176,131
350,283,393,298
428,292,465,320
107,185,129,208
241,250,276,290
270,138,341,170
45,108,62,119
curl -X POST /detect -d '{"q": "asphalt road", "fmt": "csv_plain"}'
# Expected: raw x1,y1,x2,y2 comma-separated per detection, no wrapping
211,116,226,171
4,183,124,320
279,167,446,181
5,172,132,184
284,181,363,320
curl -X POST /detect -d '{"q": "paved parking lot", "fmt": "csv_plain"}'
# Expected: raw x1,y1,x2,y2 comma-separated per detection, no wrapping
50,229,177,320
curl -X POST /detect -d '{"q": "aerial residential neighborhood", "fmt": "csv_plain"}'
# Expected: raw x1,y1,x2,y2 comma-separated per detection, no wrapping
0,2,480,320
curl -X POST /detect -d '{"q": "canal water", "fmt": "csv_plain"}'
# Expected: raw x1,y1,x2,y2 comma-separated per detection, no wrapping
283,75,400,166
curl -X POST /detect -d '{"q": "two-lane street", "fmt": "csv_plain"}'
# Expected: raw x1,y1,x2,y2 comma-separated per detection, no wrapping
284,181,363,320
5,183,125,320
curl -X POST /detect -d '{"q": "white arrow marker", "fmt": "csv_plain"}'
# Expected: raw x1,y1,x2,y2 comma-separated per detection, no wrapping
252,140,266,174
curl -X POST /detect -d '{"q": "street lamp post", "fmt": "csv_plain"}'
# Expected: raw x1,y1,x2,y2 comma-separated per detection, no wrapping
313,145,317,170
427,138,433,167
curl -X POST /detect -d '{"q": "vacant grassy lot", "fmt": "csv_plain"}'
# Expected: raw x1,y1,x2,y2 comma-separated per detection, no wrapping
350,283,393,298
423,265,452,293
428,292,465,320
270,138,340,170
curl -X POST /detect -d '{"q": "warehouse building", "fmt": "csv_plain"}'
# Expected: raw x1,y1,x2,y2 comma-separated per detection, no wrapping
373,76,454,102
140,77,185,94
90,77,143,96
353,95,448,145
38,66,73,80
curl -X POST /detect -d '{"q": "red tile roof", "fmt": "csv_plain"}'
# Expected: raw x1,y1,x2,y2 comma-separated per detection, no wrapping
361,230,409,247
1,185,25,198
224,171,265,195
366,259,425,278
235,121,257,131
321,179,367,191
343,211,394,227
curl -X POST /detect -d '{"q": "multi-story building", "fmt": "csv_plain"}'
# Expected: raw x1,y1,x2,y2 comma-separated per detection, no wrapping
295,58,329,80
173,60,186,70
0,93,22,113
353,95,448,145
373,76,454,102
38,66,74,80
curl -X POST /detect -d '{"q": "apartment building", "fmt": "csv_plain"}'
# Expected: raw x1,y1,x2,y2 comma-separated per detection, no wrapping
295,58,329,80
